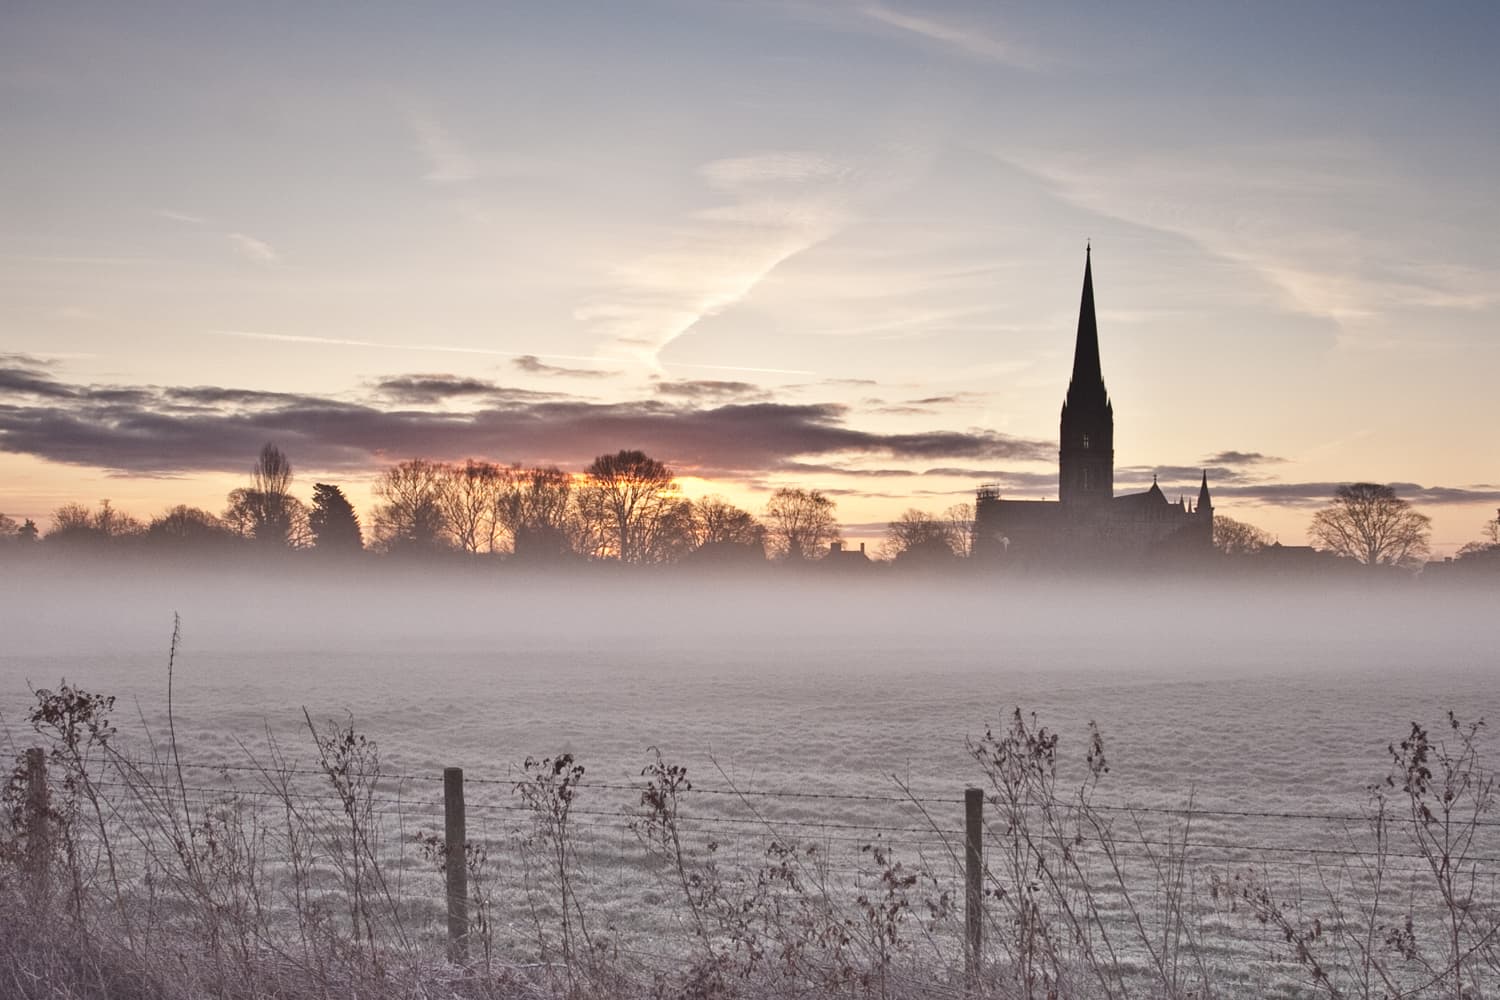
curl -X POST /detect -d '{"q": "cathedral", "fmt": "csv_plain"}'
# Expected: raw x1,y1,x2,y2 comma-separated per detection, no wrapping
972,248,1214,565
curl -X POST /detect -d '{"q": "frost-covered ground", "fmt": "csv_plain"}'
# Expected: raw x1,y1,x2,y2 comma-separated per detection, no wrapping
2,566,1498,995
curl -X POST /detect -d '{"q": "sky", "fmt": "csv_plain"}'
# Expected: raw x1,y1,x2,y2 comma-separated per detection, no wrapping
2,1,1498,553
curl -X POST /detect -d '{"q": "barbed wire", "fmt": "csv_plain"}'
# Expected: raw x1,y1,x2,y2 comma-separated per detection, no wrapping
98,757,1500,830
75,776,1500,870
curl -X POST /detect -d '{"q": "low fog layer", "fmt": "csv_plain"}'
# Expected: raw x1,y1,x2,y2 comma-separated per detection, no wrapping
1,564,1495,665
1,564,1497,856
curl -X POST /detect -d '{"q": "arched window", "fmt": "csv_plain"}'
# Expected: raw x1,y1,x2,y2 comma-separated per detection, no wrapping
1082,433,1091,450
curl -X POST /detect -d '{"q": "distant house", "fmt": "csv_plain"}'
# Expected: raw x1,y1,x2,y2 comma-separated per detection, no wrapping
973,248,1214,567
826,541,871,566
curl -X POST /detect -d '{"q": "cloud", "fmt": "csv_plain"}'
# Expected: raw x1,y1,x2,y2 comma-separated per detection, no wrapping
577,150,866,364
0,361,76,399
1210,482,1500,508
1002,144,1500,343
369,374,561,405
858,4,1042,69
1203,450,1286,466
775,463,919,479
699,152,850,189
0,363,1053,479
157,209,206,225
1118,464,1250,486
653,379,769,402
0,353,59,370
922,469,1056,487
513,355,620,379
404,106,479,184
227,232,279,264
213,330,805,376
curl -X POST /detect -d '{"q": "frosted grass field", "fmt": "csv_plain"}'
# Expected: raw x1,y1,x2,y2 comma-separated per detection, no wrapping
3,565,1499,996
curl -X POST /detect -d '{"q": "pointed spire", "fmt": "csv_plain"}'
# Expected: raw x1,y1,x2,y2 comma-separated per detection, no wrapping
1198,469,1212,511
1067,244,1105,400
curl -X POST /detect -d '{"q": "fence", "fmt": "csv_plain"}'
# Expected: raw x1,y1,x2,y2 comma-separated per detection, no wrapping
11,739,1500,997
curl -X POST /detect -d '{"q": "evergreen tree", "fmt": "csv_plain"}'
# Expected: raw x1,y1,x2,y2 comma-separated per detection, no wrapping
309,483,363,552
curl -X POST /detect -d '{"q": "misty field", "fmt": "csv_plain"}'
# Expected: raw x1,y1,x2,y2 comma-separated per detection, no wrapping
3,567,1499,998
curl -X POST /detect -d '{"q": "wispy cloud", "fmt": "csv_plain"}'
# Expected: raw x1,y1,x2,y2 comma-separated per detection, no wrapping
157,209,206,225
1211,482,1500,508
213,330,811,376
577,145,930,365
653,379,770,402
513,355,621,379
216,329,602,363
404,105,479,184
858,4,1042,69
227,232,279,264
371,373,566,406
1203,450,1286,467
1003,144,1500,344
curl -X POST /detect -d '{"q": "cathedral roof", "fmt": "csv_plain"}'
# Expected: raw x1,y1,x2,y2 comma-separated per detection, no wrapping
1112,479,1172,512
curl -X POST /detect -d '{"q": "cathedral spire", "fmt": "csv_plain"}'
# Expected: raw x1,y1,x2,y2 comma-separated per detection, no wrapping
1067,244,1106,403
1198,469,1213,513
1058,246,1113,508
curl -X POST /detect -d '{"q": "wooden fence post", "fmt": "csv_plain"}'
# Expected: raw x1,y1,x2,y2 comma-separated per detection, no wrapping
444,766,469,962
965,785,984,991
24,748,50,907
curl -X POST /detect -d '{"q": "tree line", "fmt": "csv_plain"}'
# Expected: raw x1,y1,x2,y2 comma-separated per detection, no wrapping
0,444,858,566
2,445,1497,572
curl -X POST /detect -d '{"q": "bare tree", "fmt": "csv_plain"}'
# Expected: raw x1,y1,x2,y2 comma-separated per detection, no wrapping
372,459,448,553
437,460,506,554
943,502,975,558
224,442,300,546
49,503,95,537
1457,508,1500,560
498,466,580,559
763,487,840,561
47,500,144,545
1309,483,1431,567
1213,515,1273,556
224,489,311,548
576,450,682,563
147,506,238,547
253,442,293,503
690,496,765,549
644,498,698,564
882,508,966,562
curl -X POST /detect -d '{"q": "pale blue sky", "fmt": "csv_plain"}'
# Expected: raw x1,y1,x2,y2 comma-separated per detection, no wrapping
3,2,1498,550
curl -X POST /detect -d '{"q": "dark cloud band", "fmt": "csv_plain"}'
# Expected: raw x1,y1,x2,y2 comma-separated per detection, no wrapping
0,363,1051,478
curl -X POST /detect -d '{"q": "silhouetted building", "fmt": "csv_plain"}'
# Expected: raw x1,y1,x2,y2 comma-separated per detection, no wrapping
973,248,1213,566
828,540,869,561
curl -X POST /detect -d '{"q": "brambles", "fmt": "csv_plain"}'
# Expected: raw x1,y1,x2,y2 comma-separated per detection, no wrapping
514,753,593,978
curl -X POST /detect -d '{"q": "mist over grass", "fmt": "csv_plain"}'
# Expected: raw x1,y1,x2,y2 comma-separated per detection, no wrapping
2,564,1498,998
2,560,1496,664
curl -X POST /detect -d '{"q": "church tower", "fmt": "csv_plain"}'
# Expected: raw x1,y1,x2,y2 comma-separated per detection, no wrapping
1059,245,1114,509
